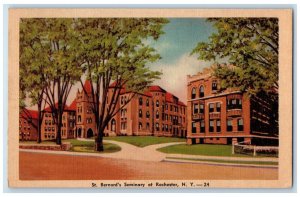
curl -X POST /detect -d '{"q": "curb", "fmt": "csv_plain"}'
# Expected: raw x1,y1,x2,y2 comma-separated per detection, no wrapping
162,158,278,169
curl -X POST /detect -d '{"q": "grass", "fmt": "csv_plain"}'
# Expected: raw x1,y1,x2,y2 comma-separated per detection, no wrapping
166,157,278,166
104,136,185,147
158,144,265,157
20,139,121,153
70,142,121,154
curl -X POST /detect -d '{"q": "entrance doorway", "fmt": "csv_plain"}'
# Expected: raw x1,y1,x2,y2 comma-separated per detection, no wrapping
87,128,94,138
77,128,82,138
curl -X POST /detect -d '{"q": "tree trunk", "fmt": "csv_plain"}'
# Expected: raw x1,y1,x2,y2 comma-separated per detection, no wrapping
37,105,42,143
95,128,104,152
56,112,62,145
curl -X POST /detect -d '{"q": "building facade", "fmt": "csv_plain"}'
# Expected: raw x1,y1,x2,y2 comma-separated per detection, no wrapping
21,80,186,141
105,85,187,138
41,102,76,141
19,109,38,141
187,67,278,145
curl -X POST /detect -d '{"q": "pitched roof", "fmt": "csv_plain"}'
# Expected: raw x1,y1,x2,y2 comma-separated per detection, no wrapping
149,85,166,93
178,101,186,106
83,80,93,93
44,103,69,112
20,109,39,119
165,92,174,103
68,99,77,111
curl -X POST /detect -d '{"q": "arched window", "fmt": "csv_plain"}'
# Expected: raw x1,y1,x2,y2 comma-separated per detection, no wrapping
111,119,116,132
139,109,143,118
156,110,159,119
139,97,143,105
156,100,159,107
191,88,196,99
200,86,204,98
146,111,150,118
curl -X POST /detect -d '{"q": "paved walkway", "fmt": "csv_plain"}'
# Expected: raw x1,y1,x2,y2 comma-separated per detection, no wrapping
78,138,278,163
20,139,278,167
80,138,185,162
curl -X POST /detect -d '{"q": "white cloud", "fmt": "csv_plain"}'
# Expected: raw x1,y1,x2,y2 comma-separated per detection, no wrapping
150,53,213,104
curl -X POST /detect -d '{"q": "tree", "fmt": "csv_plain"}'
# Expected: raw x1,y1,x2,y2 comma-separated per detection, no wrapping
75,18,167,151
20,18,49,143
42,18,83,145
192,18,278,96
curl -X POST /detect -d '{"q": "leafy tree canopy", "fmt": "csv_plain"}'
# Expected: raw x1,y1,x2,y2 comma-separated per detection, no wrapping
191,18,278,96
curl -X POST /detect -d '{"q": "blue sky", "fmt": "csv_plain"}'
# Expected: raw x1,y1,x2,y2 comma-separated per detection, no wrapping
148,18,218,103
152,18,215,64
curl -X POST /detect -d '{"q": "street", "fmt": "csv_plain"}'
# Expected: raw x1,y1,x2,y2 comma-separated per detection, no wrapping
19,152,278,180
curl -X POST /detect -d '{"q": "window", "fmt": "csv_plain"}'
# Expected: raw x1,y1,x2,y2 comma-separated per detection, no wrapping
192,122,197,133
162,124,165,131
146,111,150,118
78,115,81,122
200,104,204,113
165,124,168,131
227,99,242,110
139,97,143,105
156,100,159,107
209,120,214,132
212,80,218,91
139,109,143,118
209,103,214,112
139,122,142,130
216,120,221,132
156,123,159,131
170,105,173,111
165,104,168,110
200,86,204,97
111,119,116,132
146,99,149,106
216,102,221,112
146,122,150,129
238,119,244,131
193,103,199,114
165,114,168,120
227,119,233,131
121,96,124,105
156,110,159,119
191,88,196,99
200,120,205,133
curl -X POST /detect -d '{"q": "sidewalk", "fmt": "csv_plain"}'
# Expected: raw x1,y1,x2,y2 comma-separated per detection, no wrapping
19,139,278,167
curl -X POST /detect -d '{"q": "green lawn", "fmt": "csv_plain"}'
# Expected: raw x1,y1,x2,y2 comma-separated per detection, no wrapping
104,136,185,147
166,157,278,166
70,142,121,154
20,139,121,154
158,144,255,157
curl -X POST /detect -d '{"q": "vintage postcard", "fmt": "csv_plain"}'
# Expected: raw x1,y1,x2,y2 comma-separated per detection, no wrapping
8,8,292,188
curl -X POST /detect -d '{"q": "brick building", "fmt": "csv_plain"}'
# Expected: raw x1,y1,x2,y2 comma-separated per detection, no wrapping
20,80,187,141
41,102,76,141
19,109,38,141
105,84,187,137
187,66,278,145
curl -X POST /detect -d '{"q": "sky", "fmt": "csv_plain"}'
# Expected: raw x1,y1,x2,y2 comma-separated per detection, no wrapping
26,18,218,109
146,18,216,103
